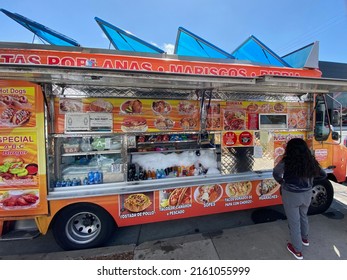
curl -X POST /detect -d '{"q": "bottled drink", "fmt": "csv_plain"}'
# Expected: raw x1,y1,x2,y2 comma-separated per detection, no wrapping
66,179,72,186
156,169,161,179
83,177,89,185
88,171,94,184
94,171,101,184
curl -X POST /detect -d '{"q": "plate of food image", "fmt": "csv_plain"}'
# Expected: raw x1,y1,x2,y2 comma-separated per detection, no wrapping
178,101,196,115
194,185,223,204
154,118,175,130
123,193,152,213
152,100,171,114
120,99,143,114
226,181,252,197
89,99,113,112
0,190,39,210
121,117,148,132
160,188,192,208
255,179,280,197
180,117,197,130
273,102,285,112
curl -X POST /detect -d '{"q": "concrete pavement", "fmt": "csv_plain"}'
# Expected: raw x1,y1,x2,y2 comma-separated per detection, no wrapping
1,182,347,260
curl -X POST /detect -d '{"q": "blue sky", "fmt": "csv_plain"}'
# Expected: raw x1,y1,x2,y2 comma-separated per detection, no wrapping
1,0,347,63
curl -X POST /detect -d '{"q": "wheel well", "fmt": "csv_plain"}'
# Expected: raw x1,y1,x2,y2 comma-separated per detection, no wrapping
50,202,117,229
327,173,337,183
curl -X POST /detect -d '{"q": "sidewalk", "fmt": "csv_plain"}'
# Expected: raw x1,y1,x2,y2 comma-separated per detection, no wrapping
2,182,347,260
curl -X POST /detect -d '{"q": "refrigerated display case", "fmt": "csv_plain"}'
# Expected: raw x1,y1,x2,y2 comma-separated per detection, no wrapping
49,134,125,188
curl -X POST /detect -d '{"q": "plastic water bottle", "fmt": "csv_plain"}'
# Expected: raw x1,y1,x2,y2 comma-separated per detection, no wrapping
88,171,94,184
83,177,89,185
72,178,78,186
66,179,72,186
94,171,101,184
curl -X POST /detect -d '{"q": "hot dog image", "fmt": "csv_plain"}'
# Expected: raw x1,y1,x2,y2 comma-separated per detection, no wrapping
160,188,191,208
0,94,32,126
12,109,31,125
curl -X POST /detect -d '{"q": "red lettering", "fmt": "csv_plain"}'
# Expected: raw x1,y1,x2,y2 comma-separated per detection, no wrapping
14,55,26,64
102,59,114,68
184,65,193,74
114,60,128,69
0,54,14,63
61,57,75,66
227,68,238,76
141,62,152,71
76,57,87,67
48,56,60,65
169,64,183,73
238,68,247,77
219,68,228,76
210,67,218,75
194,66,204,74
129,61,140,70
28,55,41,64
260,70,269,75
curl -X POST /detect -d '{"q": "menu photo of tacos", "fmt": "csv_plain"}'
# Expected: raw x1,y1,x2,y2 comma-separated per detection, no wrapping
226,181,252,197
159,187,192,209
256,179,280,197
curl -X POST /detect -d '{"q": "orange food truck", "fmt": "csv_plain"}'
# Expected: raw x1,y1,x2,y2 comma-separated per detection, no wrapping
1,13,347,250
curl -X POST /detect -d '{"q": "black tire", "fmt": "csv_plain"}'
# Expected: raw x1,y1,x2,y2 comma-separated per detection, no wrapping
308,179,334,215
52,203,115,251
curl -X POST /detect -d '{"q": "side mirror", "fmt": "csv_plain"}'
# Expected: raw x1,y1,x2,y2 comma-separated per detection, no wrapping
332,110,340,126
332,131,340,141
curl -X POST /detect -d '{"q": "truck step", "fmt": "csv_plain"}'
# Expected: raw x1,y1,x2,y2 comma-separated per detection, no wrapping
0,229,40,241
0,219,40,241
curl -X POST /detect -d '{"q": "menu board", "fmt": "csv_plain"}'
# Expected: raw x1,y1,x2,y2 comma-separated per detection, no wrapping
0,81,48,216
273,131,307,165
55,97,200,134
54,97,311,135
116,179,282,227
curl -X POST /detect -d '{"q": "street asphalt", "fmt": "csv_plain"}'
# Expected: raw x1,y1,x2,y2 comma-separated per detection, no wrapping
1,182,346,260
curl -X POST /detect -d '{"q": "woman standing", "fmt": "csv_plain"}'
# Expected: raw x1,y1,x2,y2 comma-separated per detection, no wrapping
273,138,327,260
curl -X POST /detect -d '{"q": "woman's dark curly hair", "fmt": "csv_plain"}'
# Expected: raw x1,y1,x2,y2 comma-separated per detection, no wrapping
283,138,321,178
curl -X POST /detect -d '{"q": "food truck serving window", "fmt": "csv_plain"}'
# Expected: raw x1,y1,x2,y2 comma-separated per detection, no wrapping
259,114,288,129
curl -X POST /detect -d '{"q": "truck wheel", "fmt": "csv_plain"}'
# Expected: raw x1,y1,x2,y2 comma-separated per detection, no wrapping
308,179,334,215
52,203,115,251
